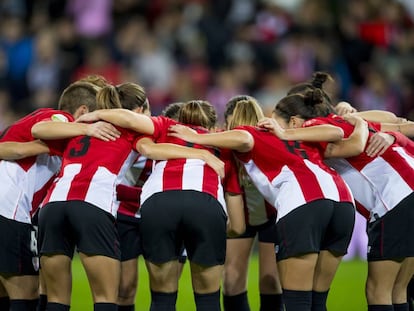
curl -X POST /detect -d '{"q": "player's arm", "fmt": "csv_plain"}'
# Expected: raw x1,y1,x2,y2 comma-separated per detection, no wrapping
380,121,414,137
0,140,50,160
32,121,121,141
351,110,404,124
76,109,155,135
168,125,254,152
136,137,225,178
324,115,369,158
257,117,344,142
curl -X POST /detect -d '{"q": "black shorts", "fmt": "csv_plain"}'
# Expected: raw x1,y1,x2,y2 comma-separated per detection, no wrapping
229,216,278,243
276,200,355,261
0,215,39,275
367,192,414,261
139,190,227,266
39,201,120,260
117,213,143,262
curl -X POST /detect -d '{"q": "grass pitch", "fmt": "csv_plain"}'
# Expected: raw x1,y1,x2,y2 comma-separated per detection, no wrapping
70,256,367,310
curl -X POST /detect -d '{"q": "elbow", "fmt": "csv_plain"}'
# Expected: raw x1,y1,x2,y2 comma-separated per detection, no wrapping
31,124,41,139
235,131,254,152
137,143,152,158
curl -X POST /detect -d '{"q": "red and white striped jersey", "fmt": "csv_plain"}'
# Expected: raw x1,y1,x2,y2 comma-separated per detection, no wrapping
0,108,73,223
306,114,414,221
140,116,226,211
117,155,153,218
42,127,141,217
233,126,354,222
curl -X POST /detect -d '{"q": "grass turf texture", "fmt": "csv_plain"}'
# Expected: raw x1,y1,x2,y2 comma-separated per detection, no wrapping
71,255,367,310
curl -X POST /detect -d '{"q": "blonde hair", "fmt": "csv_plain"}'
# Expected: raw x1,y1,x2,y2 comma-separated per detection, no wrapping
96,85,123,110
179,100,217,129
78,74,109,88
227,96,264,129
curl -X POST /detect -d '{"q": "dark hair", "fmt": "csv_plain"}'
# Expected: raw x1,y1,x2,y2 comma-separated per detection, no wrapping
274,88,334,123
287,71,333,106
116,82,148,112
162,102,184,120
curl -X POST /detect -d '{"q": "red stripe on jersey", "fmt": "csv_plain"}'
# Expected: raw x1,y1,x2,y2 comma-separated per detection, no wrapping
381,150,414,189
291,166,325,202
163,159,185,190
31,176,55,216
202,164,219,197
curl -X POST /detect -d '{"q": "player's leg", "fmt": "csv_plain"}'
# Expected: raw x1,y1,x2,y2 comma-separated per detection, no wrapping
222,237,254,311
392,257,414,310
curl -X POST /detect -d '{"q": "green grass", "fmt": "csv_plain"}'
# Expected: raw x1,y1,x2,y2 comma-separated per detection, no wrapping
70,255,367,310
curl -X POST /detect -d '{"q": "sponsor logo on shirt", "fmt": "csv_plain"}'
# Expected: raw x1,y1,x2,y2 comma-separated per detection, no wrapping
51,114,69,122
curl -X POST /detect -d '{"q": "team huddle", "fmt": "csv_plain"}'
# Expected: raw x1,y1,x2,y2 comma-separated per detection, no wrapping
0,72,414,311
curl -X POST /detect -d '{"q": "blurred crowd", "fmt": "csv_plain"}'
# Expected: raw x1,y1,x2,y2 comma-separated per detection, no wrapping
1,0,414,130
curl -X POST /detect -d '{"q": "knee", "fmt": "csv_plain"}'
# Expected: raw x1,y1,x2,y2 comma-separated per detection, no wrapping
118,279,137,303
259,273,281,293
366,279,392,305
223,268,246,294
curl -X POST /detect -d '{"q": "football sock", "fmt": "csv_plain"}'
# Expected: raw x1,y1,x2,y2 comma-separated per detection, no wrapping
150,291,177,311
311,290,329,311
0,296,10,310
260,293,283,311
10,299,38,311
223,291,250,311
94,302,118,311
394,303,409,311
45,302,70,311
37,295,47,311
118,305,135,311
282,289,312,311
194,290,221,311
368,305,394,311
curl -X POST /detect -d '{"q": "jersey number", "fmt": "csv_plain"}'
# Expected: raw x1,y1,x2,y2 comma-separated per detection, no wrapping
69,136,91,157
282,140,309,159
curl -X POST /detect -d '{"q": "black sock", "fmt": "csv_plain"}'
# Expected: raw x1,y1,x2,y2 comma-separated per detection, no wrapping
94,303,118,311
37,295,47,311
260,293,283,311
194,290,220,311
118,305,134,311
394,303,409,311
368,305,394,311
0,296,10,310
282,289,312,311
223,291,250,311
10,299,39,311
150,291,177,311
45,302,70,311
311,290,329,311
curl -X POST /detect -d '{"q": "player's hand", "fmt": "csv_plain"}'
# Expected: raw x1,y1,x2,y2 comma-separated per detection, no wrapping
76,111,101,123
257,117,284,137
168,124,198,141
202,151,225,178
365,132,395,157
86,121,121,141
335,101,357,116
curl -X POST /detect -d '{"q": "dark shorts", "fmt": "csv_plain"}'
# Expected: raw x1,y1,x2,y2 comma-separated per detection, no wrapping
276,200,355,261
117,213,142,262
367,192,414,261
228,216,278,243
139,190,227,266
39,201,120,260
0,215,39,275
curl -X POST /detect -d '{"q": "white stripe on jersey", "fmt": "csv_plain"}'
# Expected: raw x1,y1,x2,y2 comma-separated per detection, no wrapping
182,159,203,190
304,160,341,202
140,159,226,213
326,153,413,222
49,164,82,202
0,154,62,223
